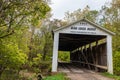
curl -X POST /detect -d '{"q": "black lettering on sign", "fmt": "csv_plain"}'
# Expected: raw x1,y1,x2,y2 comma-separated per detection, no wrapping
78,27,86,30
71,26,77,30
87,28,96,31
79,22,87,26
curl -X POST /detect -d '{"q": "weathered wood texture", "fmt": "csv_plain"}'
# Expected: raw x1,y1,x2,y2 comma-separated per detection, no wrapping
70,42,107,71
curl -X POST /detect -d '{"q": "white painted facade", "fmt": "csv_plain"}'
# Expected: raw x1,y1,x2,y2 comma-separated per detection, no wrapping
52,32,59,72
106,35,113,74
52,19,114,74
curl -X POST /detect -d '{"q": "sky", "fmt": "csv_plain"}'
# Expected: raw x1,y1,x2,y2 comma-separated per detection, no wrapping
49,0,112,20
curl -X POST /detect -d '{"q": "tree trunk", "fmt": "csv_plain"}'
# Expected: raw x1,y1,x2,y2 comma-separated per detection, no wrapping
28,26,35,61
42,45,47,61
0,66,5,77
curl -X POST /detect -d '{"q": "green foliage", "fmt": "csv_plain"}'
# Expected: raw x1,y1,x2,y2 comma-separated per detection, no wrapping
43,73,69,80
0,0,52,79
102,72,120,80
0,0,51,38
31,54,42,73
33,54,42,65
64,6,99,23
58,51,70,62
113,51,120,75
40,26,53,60
31,53,51,75
39,61,51,75
0,40,27,69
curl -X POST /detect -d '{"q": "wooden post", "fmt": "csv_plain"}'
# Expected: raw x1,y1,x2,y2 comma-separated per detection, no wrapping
89,44,96,69
52,33,59,72
106,36,113,74
95,41,98,71
80,48,83,66
81,47,91,70
70,52,72,63
78,49,81,61
99,45,102,65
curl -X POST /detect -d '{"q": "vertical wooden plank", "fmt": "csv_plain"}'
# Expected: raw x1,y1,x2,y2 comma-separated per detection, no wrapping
70,52,72,63
81,47,91,70
99,45,102,65
95,41,98,71
78,49,81,61
89,43,96,70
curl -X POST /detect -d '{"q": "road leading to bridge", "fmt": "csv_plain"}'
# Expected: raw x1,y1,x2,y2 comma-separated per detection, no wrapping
58,63,114,80
66,70,114,80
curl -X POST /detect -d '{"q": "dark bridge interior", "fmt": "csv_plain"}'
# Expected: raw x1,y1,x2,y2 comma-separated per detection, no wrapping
58,33,107,72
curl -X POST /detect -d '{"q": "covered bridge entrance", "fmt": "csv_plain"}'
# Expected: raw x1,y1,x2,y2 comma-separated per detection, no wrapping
52,18,114,74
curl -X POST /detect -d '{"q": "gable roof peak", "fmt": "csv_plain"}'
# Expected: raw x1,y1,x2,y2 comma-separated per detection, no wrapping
53,18,115,36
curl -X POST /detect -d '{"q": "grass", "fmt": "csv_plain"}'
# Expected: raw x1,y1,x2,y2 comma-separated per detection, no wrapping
101,72,120,80
43,73,69,80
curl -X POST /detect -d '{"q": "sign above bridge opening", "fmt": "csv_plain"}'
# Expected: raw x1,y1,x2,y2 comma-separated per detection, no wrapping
53,18,114,36
70,21,97,34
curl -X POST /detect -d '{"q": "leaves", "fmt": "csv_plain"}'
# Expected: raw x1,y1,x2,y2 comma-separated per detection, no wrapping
0,40,27,69
0,0,51,38
0,0,51,77
113,51,120,75
64,5,99,23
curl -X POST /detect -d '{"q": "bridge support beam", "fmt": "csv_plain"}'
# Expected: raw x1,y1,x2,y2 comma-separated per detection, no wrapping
52,33,59,72
106,35,113,74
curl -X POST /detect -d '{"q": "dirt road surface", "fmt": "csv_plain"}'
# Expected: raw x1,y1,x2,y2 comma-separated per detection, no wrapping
66,70,114,80
58,63,114,80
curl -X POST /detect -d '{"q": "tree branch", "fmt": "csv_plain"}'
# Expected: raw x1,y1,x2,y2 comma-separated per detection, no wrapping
0,30,14,38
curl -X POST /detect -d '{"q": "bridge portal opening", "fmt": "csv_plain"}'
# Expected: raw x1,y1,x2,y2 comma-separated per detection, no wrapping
58,33,107,72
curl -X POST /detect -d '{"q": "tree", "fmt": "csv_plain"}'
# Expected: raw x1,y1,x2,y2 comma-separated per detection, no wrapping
39,26,53,61
0,0,50,38
0,0,51,77
100,0,120,51
64,6,99,23
0,39,27,76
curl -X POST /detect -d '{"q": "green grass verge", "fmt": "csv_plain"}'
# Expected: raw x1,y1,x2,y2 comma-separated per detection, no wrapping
101,72,120,80
43,73,69,80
